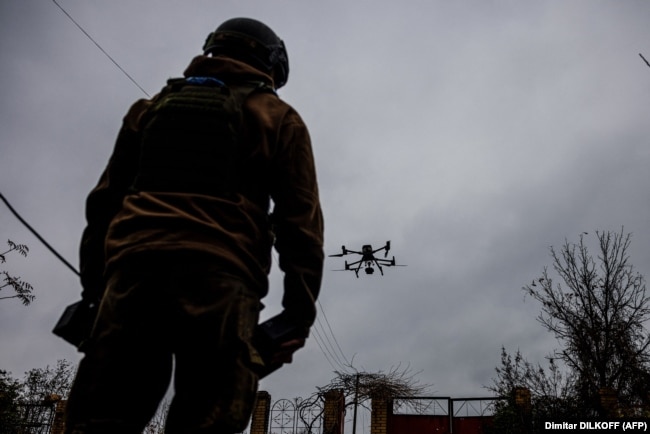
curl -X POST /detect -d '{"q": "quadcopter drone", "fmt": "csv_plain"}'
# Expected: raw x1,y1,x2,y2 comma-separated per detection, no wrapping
329,241,405,277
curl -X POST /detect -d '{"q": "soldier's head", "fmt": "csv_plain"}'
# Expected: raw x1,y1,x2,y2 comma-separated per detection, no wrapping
203,17,289,89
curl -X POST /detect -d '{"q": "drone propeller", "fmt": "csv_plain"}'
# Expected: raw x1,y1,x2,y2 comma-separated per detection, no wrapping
329,245,349,258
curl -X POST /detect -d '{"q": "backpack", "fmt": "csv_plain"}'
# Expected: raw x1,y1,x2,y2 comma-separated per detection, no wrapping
131,76,274,198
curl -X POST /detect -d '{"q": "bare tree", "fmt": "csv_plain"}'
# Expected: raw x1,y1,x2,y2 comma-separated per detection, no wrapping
0,240,34,305
319,364,429,403
298,363,429,432
487,347,580,432
523,229,650,415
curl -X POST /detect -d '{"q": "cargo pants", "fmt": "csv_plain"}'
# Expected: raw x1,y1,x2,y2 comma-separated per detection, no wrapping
64,258,263,434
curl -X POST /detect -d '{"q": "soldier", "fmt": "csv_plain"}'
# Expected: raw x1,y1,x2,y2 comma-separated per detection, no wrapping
64,17,324,434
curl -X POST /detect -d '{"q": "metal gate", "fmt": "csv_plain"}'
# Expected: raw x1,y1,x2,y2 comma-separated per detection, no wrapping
269,398,323,434
390,396,504,434
13,402,57,434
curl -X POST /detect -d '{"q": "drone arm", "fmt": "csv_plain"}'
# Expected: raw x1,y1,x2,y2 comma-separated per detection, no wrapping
345,258,363,267
373,259,384,275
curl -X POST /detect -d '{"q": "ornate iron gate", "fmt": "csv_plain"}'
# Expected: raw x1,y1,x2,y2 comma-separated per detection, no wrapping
269,398,323,434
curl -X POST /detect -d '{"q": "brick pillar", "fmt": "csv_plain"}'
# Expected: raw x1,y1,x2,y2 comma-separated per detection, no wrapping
514,387,531,413
371,397,390,434
599,387,619,417
49,396,66,434
513,387,533,433
249,391,271,434
323,389,345,434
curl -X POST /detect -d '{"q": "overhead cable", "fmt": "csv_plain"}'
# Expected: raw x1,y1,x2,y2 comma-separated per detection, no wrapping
318,300,352,367
310,327,341,372
0,192,80,277
51,0,151,98
314,316,349,371
641,53,650,69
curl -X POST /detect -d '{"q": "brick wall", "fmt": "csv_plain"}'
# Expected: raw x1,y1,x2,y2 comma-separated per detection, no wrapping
371,397,389,434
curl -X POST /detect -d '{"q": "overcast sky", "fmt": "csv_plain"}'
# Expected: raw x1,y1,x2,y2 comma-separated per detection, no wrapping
1,1,649,432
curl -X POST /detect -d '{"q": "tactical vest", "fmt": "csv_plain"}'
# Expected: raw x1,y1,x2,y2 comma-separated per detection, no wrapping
131,77,273,205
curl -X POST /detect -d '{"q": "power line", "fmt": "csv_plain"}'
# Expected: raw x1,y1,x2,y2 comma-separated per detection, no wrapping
317,299,352,367
310,328,340,372
314,317,348,371
270,252,352,373
269,253,347,372
51,0,151,98
0,191,80,277
641,53,650,70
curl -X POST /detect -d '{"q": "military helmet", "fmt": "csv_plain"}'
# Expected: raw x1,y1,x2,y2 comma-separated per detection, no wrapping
203,17,289,88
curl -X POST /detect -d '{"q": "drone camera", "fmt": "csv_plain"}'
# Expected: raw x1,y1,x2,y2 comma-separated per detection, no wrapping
365,266,374,275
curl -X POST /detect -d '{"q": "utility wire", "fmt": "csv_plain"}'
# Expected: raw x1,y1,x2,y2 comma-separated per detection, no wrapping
0,192,80,277
310,327,340,372
314,316,348,370
318,299,352,367
315,302,355,374
312,325,347,372
51,0,151,98
271,250,351,371
641,53,650,70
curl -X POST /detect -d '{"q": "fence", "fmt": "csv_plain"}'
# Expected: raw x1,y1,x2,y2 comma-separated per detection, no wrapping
6,401,59,434
10,392,504,434
383,396,505,434
268,398,324,433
